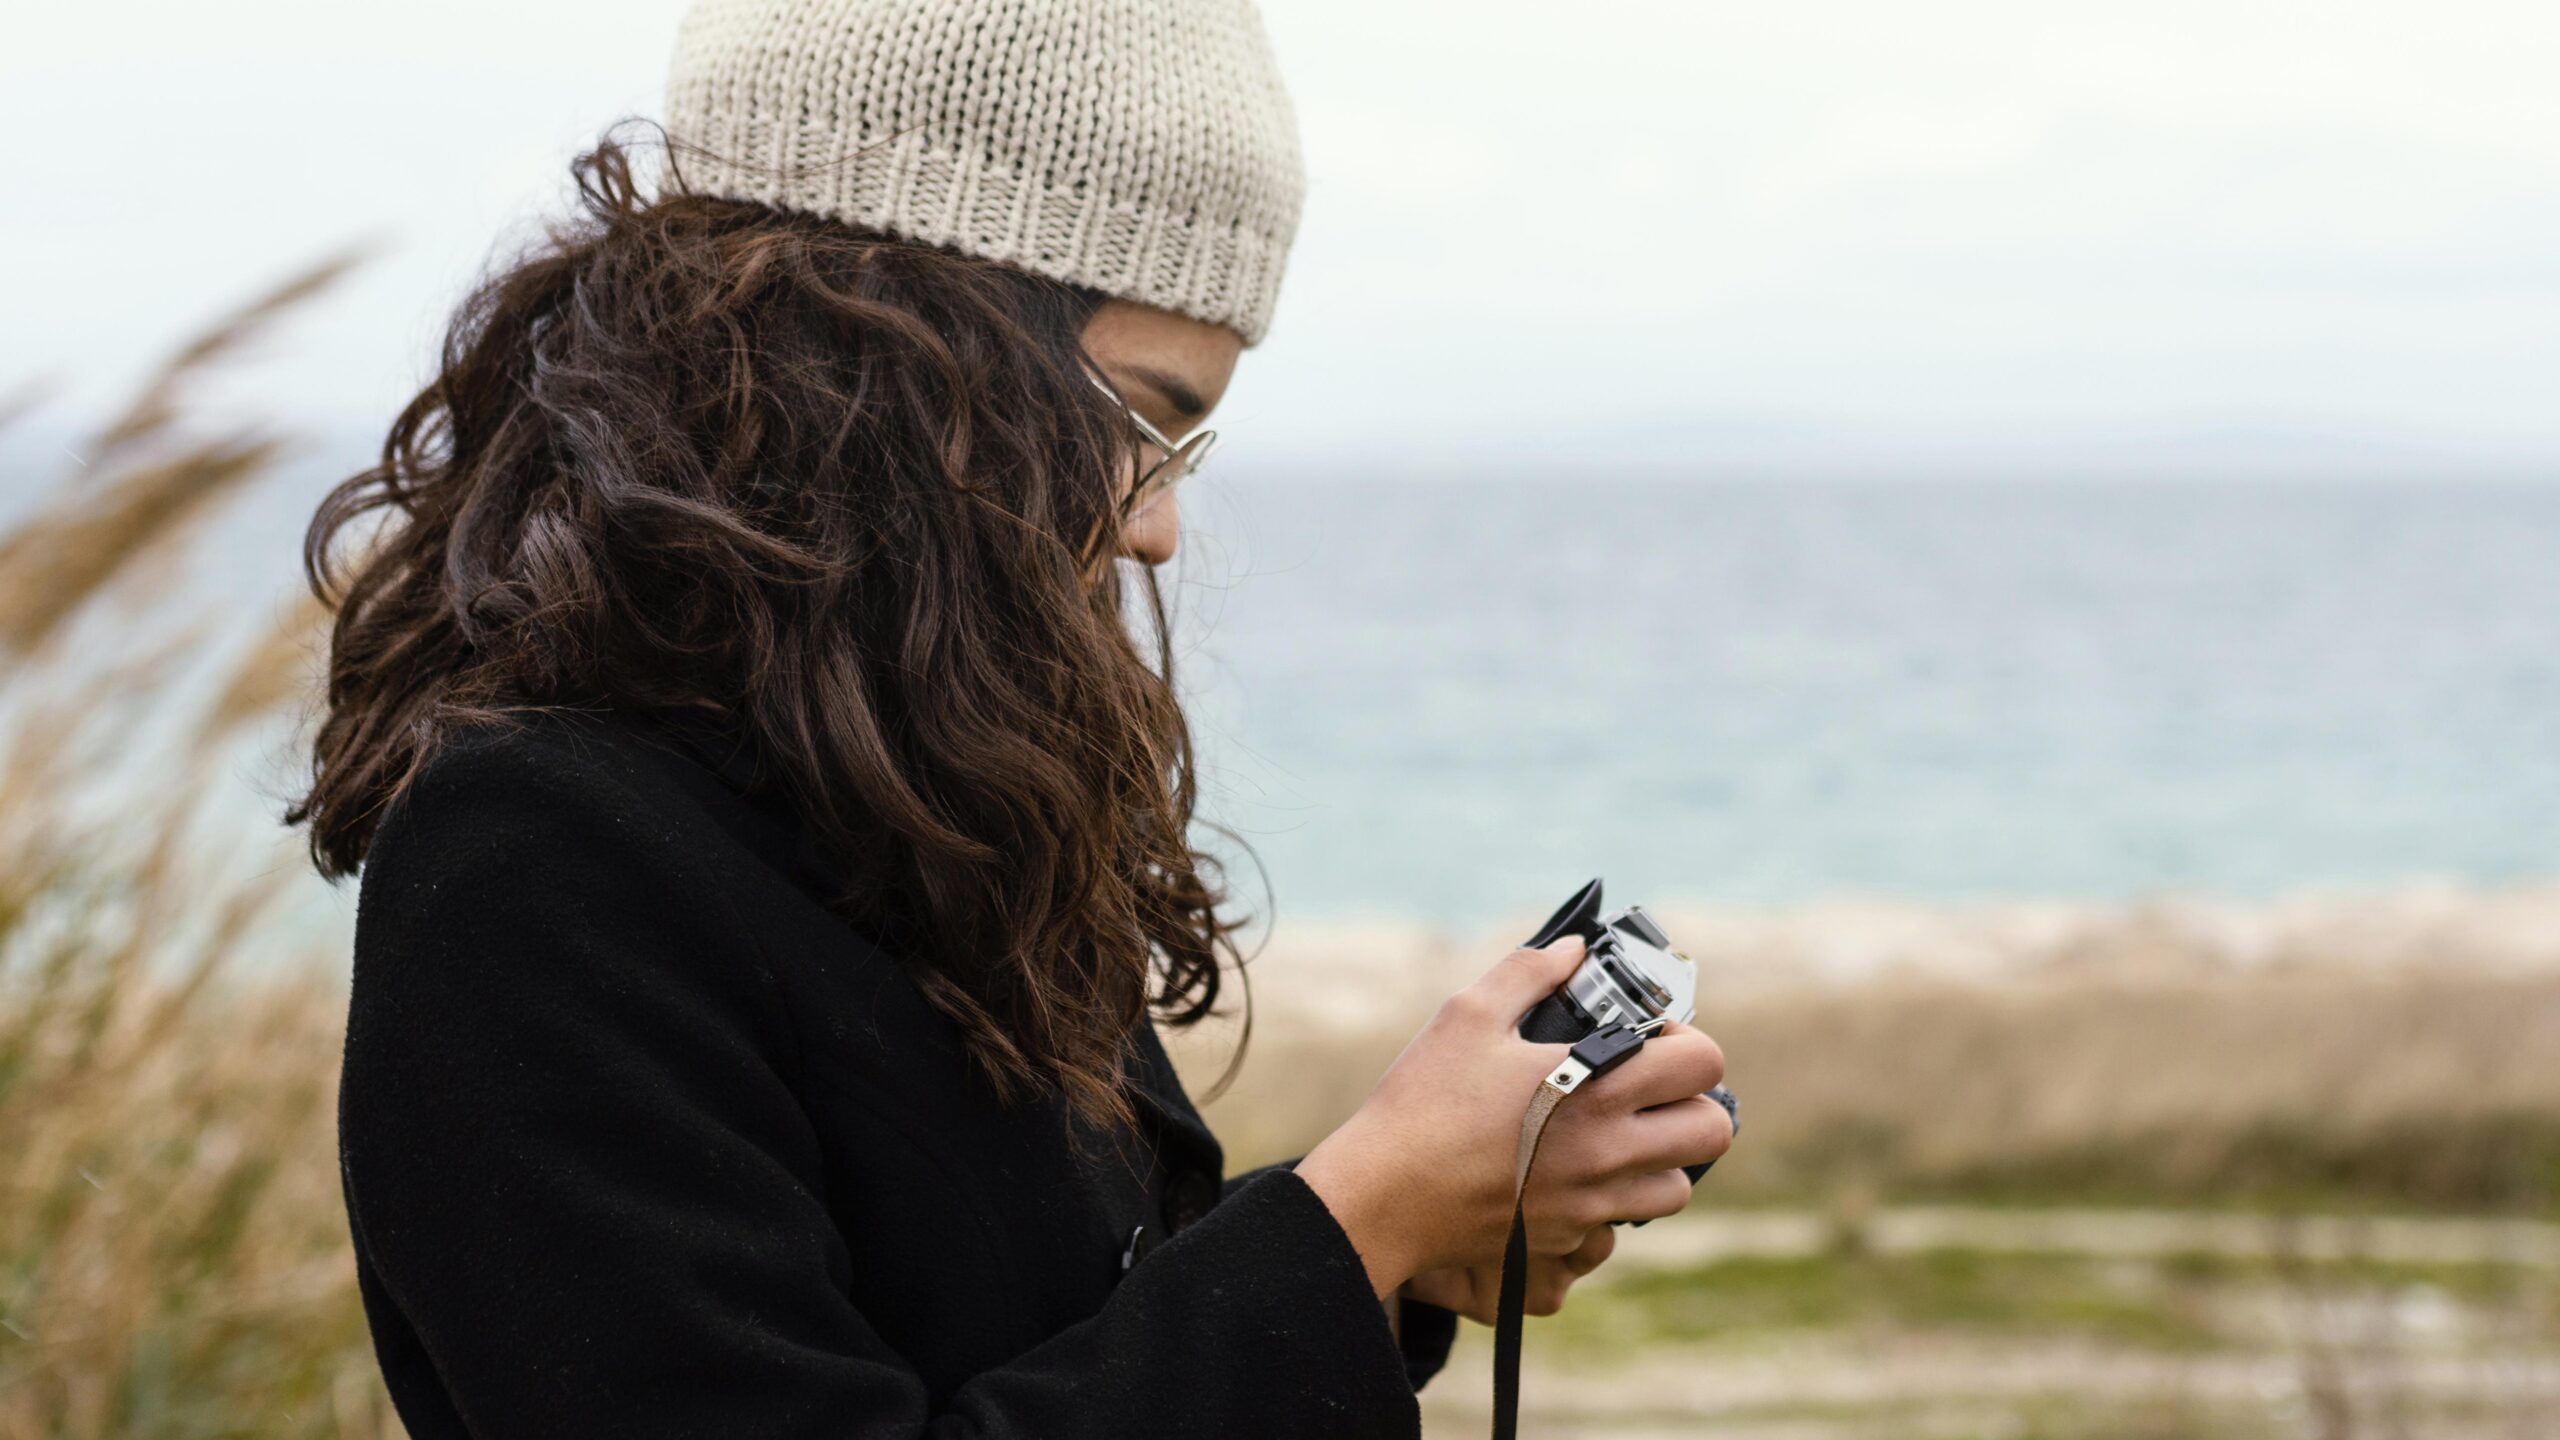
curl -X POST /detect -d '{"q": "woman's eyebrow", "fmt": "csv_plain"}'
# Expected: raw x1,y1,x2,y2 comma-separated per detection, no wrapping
1116,363,1208,422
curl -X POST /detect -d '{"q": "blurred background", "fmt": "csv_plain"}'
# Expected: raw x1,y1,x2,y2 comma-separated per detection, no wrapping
4,1,2555,1436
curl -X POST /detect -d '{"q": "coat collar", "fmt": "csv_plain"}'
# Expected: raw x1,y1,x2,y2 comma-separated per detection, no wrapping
628,710,848,907
1122,1019,1225,1176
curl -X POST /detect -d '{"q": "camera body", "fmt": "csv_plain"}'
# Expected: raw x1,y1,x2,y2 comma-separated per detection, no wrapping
1518,878,1720,1188
1517,878,1696,1043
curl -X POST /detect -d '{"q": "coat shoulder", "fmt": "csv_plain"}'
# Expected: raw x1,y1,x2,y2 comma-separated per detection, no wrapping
375,709,682,851
351,708,777,1012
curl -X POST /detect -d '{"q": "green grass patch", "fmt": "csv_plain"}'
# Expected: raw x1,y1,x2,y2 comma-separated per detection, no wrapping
1547,1247,2226,1353
1745,1114,2560,1221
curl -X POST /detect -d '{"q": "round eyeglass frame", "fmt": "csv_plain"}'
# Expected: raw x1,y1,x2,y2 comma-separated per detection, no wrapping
1090,373,1221,512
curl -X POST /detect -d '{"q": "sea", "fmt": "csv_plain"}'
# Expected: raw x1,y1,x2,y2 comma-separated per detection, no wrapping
29,438,2553,935
1164,473,2560,926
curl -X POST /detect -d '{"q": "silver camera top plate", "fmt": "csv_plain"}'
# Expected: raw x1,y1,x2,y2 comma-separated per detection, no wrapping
1560,905,1697,1030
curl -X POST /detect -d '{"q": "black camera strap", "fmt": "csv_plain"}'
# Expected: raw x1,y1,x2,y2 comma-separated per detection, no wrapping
1492,1021,1658,1440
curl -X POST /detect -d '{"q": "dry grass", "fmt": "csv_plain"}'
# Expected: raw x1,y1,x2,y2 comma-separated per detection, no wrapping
1184,970,2560,1216
1723,974,2560,1212
0,839,385,1440
1,265,390,1440
0,251,360,665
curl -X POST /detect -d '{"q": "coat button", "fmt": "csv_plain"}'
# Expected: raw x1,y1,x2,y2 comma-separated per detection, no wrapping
1164,1171,1217,1233
1121,1224,1156,1272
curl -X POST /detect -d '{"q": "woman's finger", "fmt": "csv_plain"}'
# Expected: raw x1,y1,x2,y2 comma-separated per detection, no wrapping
1602,1168,1697,1226
1528,1234,1615,1315
1524,1213,1597,1255
1559,1221,1616,1278
1608,1092,1735,1177
1457,935,1587,1027
1525,1269,1574,1316
1581,1022,1725,1110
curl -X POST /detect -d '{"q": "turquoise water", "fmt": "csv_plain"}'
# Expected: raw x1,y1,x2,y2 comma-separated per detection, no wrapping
1172,476,2560,924
132,456,2560,930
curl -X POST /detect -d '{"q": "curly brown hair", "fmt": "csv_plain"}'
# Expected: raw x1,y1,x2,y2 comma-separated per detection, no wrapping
290,135,1245,1133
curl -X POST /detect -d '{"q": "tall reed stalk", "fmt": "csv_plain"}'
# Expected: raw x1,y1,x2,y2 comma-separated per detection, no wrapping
0,258,396,1440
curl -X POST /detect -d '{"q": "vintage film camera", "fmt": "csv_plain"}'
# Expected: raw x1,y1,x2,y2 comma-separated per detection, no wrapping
1516,878,1724,1187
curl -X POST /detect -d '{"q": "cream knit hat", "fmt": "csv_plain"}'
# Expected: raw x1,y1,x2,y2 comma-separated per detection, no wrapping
663,0,1306,344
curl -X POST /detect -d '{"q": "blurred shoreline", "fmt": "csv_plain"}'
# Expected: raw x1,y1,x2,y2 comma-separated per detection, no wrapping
1228,877,2560,1032
1177,881,2560,1217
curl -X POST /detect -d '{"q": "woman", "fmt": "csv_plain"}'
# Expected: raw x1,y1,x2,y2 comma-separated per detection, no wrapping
294,2,1733,1436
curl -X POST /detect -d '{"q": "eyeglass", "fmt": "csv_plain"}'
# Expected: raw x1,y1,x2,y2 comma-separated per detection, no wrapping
1089,373,1221,512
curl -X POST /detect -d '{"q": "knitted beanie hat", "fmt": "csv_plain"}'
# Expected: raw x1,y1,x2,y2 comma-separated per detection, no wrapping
663,0,1306,345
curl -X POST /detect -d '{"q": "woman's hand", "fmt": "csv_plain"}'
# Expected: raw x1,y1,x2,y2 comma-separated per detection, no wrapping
1403,1224,1617,1322
1295,936,1733,1298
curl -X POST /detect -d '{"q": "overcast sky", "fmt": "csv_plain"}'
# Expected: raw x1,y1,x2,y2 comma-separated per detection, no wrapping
6,0,2555,476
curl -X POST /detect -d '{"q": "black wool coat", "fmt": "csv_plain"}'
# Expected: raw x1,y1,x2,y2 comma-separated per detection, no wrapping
339,710,1457,1438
